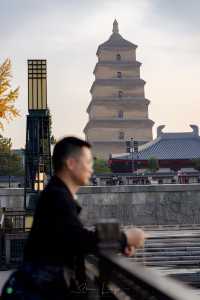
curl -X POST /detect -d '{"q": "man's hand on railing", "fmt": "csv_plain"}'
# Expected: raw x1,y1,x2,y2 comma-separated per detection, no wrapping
124,228,146,256
124,245,136,257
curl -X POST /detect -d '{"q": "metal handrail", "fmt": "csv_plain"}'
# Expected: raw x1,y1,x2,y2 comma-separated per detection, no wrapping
0,216,200,299
86,251,200,300
83,220,200,300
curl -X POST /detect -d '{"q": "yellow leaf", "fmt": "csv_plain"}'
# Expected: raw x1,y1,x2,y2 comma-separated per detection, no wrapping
0,59,20,130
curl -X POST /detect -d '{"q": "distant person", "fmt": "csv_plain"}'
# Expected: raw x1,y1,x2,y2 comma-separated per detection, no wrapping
118,177,123,185
2,137,145,299
177,170,182,184
91,175,97,186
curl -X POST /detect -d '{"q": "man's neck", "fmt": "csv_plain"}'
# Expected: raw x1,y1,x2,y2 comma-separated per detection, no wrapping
55,171,79,197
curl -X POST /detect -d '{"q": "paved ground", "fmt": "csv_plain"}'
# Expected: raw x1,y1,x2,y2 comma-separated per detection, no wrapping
0,270,13,293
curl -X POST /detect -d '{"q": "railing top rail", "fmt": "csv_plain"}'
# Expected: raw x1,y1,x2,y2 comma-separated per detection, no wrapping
96,251,200,300
4,210,33,216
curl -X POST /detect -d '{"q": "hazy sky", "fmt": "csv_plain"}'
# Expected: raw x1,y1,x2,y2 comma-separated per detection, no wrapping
1,0,200,148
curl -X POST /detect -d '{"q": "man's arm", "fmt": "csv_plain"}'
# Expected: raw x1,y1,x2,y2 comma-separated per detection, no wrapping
51,190,144,256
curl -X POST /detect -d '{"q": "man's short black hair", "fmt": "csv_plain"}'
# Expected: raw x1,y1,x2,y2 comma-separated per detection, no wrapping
52,136,91,172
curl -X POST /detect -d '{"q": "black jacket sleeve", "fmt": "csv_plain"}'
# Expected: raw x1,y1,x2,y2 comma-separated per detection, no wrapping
48,190,127,256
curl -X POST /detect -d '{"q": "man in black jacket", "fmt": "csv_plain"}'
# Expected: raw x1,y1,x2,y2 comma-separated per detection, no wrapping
2,136,145,299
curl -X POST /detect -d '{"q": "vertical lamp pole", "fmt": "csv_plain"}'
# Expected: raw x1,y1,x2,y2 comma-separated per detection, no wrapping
134,140,139,172
130,138,134,173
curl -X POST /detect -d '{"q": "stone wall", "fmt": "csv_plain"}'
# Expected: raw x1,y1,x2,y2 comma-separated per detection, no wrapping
1,185,200,226
95,66,140,79
78,184,200,226
98,49,136,61
90,104,147,120
92,85,144,97
91,142,125,159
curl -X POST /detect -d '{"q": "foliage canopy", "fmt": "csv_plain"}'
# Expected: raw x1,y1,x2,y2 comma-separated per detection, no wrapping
0,134,24,176
93,158,111,174
0,58,20,129
147,157,159,173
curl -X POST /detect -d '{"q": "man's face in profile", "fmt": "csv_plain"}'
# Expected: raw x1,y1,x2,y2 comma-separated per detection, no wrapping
67,147,94,186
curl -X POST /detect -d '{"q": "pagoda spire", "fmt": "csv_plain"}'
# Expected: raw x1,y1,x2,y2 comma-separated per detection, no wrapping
112,19,119,34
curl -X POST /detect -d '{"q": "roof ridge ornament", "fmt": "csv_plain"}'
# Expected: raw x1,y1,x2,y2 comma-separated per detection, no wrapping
157,125,165,137
113,19,119,34
190,124,199,136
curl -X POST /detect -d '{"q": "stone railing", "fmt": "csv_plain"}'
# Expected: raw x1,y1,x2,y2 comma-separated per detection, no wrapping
85,221,200,299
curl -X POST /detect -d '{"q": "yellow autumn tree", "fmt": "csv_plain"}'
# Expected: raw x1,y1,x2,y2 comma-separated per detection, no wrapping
0,58,20,129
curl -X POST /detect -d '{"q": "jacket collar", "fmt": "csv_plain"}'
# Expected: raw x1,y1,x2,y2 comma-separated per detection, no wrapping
49,175,82,214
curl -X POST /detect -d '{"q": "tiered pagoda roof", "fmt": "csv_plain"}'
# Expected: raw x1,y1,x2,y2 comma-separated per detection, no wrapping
97,19,137,53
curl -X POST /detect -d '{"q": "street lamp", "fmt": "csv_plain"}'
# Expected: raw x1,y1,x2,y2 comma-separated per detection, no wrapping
133,140,139,172
130,138,134,173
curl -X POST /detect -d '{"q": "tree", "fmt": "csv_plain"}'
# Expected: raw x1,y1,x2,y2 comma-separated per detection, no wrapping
0,134,12,152
0,153,24,176
0,134,24,176
0,58,20,129
93,158,111,174
191,158,200,171
147,157,159,173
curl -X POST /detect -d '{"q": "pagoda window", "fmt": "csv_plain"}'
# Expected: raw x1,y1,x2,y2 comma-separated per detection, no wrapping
117,72,122,78
118,110,124,118
116,54,121,60
118,131,124,140
118,91,123,98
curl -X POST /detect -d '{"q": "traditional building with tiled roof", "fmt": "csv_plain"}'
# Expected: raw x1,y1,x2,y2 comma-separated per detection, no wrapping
110,125,200,172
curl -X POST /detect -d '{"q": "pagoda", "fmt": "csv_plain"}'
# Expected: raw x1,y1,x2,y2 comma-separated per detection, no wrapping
84,20,154,159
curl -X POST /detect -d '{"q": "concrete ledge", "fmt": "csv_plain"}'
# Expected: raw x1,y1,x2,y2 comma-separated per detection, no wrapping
1,185,200,226
0,188,24,196
79,184,200,194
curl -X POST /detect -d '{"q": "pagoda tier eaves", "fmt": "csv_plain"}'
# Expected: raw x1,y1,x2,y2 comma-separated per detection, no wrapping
96,34,137,56
84,118,154,132
90,78,146,93
97,41,138,52
93,60,142,74
86,97,150,113
96,45,137,56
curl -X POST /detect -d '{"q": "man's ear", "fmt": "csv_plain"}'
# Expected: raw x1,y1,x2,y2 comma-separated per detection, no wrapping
65,157,76,171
